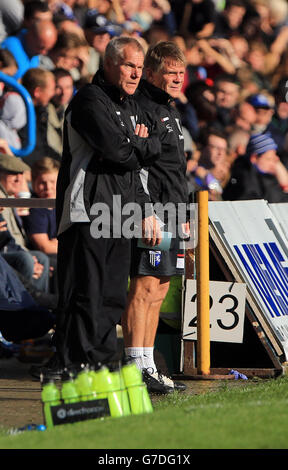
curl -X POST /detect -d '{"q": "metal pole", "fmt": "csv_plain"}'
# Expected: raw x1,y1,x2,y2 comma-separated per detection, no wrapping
196,190,210,375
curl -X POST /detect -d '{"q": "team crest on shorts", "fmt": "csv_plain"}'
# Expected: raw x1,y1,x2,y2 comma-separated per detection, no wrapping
149,250,161,267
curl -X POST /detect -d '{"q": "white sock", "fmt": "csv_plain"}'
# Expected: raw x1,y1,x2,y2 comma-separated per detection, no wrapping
124,347,145,370
143,347,157,373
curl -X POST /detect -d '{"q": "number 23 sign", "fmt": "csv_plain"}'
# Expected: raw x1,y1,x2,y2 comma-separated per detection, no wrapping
183,280,246,343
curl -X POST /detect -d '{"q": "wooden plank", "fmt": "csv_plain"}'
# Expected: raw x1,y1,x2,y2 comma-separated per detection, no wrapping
0,198,55,208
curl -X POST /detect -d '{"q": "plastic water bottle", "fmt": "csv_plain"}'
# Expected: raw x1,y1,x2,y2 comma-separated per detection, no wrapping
109,364,131,417
91,364,127,418
61,369,79,404
74,364,96,401
41,380,61,428
90,364,111,397
121,359,153,415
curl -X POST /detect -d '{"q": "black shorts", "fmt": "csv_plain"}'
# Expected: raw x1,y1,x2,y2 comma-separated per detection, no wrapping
130,232,185,278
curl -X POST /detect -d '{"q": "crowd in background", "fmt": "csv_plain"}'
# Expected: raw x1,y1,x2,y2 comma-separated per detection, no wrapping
0,0,288,346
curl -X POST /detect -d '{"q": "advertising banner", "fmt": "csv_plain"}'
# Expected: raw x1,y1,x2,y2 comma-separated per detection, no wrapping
208,200,288,360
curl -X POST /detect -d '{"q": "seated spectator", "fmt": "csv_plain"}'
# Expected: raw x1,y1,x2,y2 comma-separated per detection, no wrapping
197,39,237,81
19,67,60,167
184,80,216,138
187,127,230,200
23,157,59,256
0,0,24,43
0,252,55,344
181,37,208,92
247,92,275,135
49,67,74,136
244,40,277,91
0,49,27,150
226,125,250,167
40,30,90,81
214,0,247,38
1,20,57,79
223,132,288,202
83,10,122,76
179,0,216,39
22,1,53,29
266,78,288,165
212,74,241,129
231,99,257,132
0,152,51,293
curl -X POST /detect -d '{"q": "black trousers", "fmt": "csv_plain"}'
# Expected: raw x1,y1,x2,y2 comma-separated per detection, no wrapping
55,224,131,367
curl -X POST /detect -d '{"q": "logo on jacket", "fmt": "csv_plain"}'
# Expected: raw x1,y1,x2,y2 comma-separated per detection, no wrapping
175,118,184,140
149,250,161,267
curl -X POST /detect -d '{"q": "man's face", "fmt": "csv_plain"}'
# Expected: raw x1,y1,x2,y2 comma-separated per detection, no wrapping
0,172,24,196
90,32,111,54
206,134,228,166
215,81,240,109
236,102,257,130
35,75,56,106
251,149,279,175
254,107,274,126
33,171,58,199
105,44,144,96
146,58,185,98
54,48,79,71
52,75,74,107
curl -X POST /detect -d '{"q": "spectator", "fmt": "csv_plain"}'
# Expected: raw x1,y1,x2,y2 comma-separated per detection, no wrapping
0,49,27,150
214,0,247,38
83,10,122,75
1,20,57,79
181,37,207,92
184,80,217,138
266,78,288,164
23,157,59,256
226,125,251,166
40,30,84,72
197,39,237,81
22,1,53,29
0,0,24,43
0,152,51,293
49,67,74,130
180,0,216,39
223,132,288,202
247,92,275,135
20,67,59,167
244,40,276,90
0,252,55,344
213,74,241,129
232,99,257,132
187,127,229,200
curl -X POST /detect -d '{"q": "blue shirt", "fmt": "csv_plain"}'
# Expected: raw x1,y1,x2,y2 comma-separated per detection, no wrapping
23,207,57,240
1,29,40,79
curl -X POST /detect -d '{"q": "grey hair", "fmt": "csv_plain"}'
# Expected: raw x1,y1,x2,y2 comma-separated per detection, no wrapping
104,36,145,65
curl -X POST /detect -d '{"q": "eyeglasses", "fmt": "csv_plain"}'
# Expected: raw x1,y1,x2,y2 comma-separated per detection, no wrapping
208,144,227,153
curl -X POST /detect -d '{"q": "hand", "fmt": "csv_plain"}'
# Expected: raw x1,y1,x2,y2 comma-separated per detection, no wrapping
134,124,149,138
0,138,13,155
142,215,162,247
32,256,44,279
0,220,7,232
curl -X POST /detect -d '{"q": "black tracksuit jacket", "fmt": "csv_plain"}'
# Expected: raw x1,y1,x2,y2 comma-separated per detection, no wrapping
135,79,189,212
56,70,162,235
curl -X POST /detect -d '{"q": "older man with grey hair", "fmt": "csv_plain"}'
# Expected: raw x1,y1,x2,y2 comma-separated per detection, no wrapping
31,36,162,380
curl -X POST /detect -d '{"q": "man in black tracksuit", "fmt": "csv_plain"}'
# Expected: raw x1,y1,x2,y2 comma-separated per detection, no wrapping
121,42,189,394
31,37,162,379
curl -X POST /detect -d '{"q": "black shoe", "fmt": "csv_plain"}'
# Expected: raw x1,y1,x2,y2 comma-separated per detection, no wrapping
142,368,174,395
29,353,64,380
157,370,187,392
173,381,187,391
